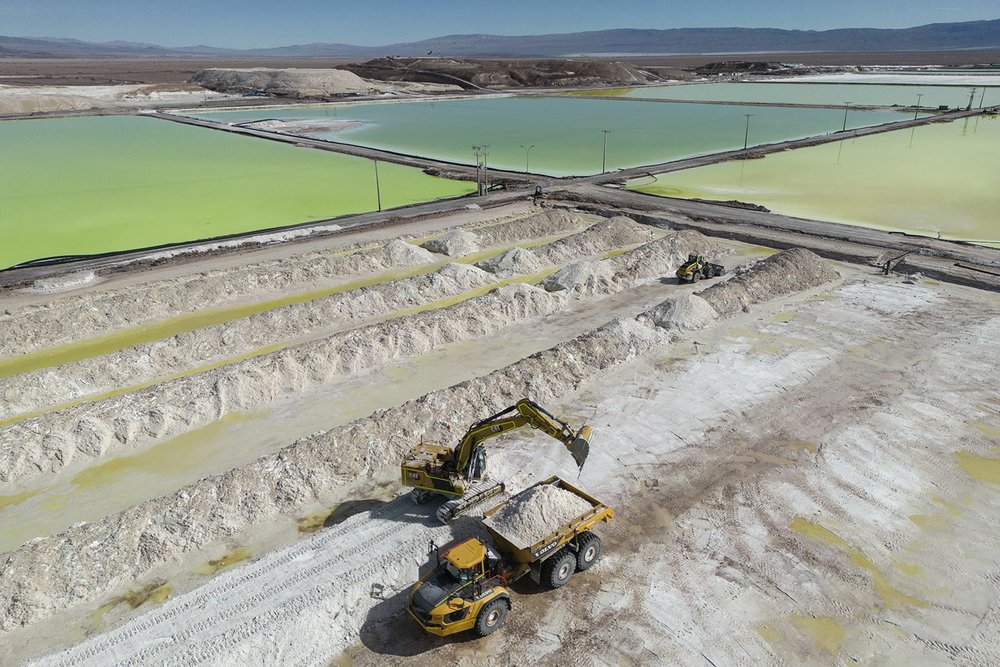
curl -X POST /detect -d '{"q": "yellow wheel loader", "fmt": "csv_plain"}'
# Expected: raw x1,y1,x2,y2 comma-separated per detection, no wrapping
400,399,591,523
408,477,613,637
676,253,726,284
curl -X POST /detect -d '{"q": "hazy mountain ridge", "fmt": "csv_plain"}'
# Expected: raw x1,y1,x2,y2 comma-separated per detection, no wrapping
1,19,998,58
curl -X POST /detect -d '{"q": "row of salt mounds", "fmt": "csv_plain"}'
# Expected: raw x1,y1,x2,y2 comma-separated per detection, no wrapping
538,215,658,265
0,318,666,631
472,209,585,247
699,248,838,316
542,229,731,295
1,238,437,358
0,271,565,486
485,484,593,548
474,247,544,278
423,209,588,259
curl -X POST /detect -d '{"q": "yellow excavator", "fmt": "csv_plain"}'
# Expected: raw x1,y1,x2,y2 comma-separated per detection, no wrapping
400,399,591,523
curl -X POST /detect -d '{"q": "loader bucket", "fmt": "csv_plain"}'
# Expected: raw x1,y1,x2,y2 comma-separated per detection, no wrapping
568,425,592,470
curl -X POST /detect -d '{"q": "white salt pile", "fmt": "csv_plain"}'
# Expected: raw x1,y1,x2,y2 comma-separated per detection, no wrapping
487,483,593,548
421,229,480,257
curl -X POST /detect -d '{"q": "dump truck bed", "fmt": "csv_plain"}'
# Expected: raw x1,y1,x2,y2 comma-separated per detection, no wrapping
482,476,613,566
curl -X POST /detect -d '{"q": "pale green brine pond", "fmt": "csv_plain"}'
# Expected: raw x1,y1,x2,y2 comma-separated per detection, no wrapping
0,115,474,269
193,96,910,177
627,116,1000,246
616,82,996,109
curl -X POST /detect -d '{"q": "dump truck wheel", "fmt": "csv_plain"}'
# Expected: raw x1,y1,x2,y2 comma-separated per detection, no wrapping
474,597,509,637
692,271,701,282
542,549,576,589
575,532,602,571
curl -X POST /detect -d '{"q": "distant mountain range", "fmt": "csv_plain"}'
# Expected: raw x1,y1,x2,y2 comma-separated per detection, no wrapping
2,20,999,59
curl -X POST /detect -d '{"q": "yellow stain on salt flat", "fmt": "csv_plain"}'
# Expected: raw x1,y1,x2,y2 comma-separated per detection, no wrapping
931,495,962,516
781,439,819,454
89,581,172,630
921,280,941,287
790,517,928,610
196,547,252,576
71,413,253,490
789,615,846,655
738,245,779,256
0,487,42,513
908,514,948,532
772,311,797,323
896,561,923,577
955,451,1000,485
971,421,1000,440
754,623,782,643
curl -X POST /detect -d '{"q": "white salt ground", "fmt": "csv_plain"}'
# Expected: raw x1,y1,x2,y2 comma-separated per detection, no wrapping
486,483,593,548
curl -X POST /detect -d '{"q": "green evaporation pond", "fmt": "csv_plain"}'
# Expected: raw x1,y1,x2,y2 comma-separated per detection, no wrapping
627,115,1000,246
617,82,995,109
192,97,909,178
0,115,474,269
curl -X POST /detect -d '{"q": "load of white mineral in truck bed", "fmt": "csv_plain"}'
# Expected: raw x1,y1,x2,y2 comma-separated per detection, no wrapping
485,483,593,549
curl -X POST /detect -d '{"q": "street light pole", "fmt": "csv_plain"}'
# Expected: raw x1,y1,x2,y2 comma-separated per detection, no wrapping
373,158,382,212
601,129,611,174
914,93,923,120
742,113,753,150
519,144,535,174
842,102,852,132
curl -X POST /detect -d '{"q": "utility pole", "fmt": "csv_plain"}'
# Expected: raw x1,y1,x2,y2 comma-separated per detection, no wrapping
914,93,923,120
967,88,977,111
472,144,490,196
979,88,987,108
373,158,382,212
519,144,535,174
842,102,851,132
601,129,611,174
742,114,753,150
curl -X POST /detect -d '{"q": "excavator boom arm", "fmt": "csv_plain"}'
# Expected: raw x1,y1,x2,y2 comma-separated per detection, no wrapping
452,399,590,475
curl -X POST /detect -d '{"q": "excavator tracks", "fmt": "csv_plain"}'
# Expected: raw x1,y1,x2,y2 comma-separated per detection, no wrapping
435,480,506,523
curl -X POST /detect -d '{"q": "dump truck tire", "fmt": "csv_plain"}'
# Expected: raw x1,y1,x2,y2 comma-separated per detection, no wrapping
575,532,602,571
543,549,576,589
692,271,701,282
474,597,510,636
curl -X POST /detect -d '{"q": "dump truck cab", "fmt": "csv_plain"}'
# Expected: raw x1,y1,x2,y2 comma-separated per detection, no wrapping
408,476,613,637
408,538,512,636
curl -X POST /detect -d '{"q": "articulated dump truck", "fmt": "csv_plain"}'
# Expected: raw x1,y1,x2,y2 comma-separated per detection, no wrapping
407,476,614,637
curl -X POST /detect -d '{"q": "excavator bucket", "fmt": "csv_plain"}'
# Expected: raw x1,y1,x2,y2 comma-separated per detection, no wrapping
568,425,592,470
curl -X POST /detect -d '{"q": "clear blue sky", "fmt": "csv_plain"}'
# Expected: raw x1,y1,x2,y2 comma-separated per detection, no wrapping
1,0,997,48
